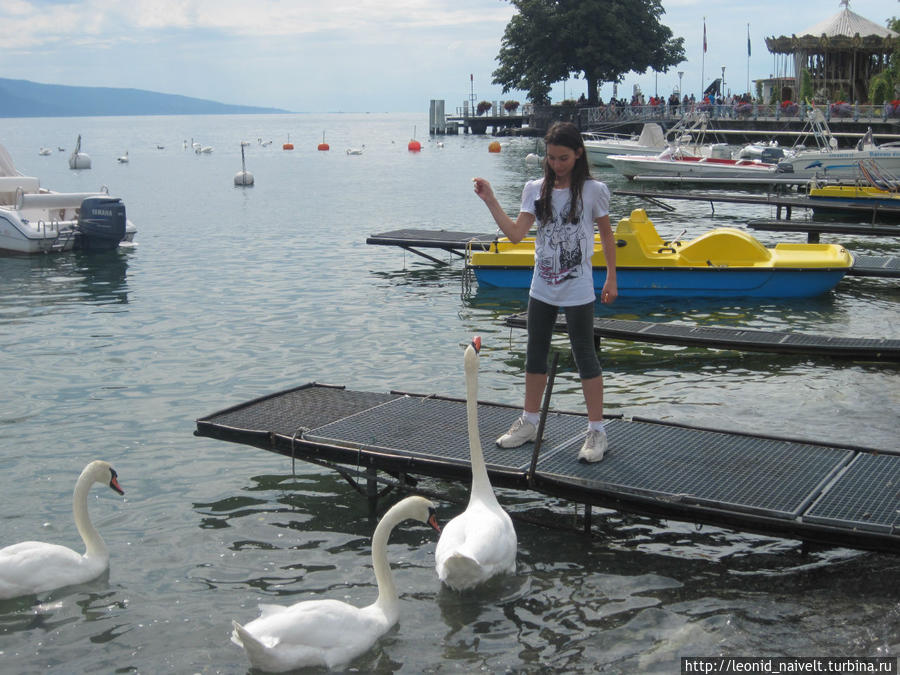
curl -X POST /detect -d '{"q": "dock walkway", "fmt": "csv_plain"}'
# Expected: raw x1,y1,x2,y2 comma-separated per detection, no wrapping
504,313,900,362
196,383,900,554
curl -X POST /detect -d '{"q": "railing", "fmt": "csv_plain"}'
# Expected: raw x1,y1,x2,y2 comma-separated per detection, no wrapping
542,103,899,127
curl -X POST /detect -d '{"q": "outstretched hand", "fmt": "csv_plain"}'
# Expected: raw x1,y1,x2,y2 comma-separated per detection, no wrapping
472,177,494,203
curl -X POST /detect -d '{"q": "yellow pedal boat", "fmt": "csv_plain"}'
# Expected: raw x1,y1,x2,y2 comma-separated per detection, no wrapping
466,209,853,298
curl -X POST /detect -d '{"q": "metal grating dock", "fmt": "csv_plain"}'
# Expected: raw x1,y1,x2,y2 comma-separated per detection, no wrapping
196,383,900,553
504,313,900,361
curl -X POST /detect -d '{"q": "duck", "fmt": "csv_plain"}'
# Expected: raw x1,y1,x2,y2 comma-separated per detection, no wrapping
435,336,517,591
231,495,440,672
0,460,124,599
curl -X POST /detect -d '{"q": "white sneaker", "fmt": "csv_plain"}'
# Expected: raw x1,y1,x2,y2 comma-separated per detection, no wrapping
496,416,537,448
577,428,608,463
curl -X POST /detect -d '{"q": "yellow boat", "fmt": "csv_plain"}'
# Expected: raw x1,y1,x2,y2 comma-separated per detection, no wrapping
467,209,853,298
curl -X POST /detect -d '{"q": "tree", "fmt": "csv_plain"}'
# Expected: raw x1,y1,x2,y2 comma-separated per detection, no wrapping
491,0,685,106
868,16,899,105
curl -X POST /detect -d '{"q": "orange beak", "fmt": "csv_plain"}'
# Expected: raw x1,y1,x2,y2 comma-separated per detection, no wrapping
471,336,481,353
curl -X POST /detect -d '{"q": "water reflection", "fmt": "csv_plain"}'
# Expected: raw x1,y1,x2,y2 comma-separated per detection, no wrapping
0,249,131,318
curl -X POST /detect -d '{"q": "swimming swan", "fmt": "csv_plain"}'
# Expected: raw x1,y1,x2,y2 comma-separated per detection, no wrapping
0,460,124,599
231,495,440,672
435,336,517,591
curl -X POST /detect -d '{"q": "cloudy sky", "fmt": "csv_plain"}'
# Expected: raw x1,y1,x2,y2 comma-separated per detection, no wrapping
0,0,894,112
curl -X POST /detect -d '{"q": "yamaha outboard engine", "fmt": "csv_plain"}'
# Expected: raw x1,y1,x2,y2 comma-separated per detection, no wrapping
76,197,126,251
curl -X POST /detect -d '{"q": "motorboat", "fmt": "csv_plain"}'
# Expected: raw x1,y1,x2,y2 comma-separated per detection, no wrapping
0,143,136,254
775,111,900,180
465,209,852,298
583,112,717,167
606,145,783,181
583,123,667,166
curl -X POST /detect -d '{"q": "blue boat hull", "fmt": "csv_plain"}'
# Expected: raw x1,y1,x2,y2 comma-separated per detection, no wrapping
471,266,848,298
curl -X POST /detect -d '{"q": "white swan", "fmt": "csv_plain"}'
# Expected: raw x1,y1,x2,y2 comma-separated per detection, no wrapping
117,151,129,163
231,495,440,672
0,460,124,599
435,336,517,591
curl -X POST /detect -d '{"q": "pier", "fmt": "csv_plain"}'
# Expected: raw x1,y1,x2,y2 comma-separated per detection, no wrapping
196,383,900,553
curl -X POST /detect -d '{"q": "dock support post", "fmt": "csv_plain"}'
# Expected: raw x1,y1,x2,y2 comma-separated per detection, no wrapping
366,464,378,515
584,504,592,533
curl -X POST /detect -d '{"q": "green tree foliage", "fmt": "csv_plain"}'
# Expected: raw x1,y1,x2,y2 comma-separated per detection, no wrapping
868,16,899,105
799,68,814,102
491,0,685,105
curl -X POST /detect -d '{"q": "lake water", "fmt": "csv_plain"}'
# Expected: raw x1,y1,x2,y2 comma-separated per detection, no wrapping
0,113,898,674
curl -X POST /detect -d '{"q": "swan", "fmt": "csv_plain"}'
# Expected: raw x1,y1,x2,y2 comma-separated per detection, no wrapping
231,495,440,672
346,145,365,155
117,151,129,163
0,460,124,599
435,336,517,591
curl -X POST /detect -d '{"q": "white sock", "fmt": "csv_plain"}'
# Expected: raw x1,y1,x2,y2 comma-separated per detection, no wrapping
522,411,540,426
588,420,606,433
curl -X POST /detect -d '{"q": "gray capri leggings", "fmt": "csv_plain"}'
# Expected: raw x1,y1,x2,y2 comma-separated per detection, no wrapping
526,297,602,380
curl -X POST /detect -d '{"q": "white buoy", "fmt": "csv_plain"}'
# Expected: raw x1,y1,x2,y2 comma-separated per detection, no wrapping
234,142,254,186
68,134,91,169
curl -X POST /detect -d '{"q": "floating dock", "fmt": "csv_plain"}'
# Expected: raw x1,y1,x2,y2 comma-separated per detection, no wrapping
503,313,900,362
196,383,900,554
614,187,900,225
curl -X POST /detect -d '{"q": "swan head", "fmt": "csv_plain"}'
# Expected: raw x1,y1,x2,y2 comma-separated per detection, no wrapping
397,495,441,533
464,335,481,371
82,460,124,495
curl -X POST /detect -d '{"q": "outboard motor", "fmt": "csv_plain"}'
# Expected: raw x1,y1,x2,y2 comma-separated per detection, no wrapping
76,197,126,251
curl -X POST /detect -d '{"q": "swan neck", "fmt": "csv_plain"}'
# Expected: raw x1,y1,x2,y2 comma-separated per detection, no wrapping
371,507,400,616
466,355,495,502
73,471,107,559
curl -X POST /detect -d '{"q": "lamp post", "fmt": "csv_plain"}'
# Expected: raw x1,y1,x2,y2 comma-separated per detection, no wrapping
721,66,726,97
678,71,684,96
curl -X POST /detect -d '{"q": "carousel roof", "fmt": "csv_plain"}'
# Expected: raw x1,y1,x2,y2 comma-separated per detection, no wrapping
798,1,896,39
766,1,896,53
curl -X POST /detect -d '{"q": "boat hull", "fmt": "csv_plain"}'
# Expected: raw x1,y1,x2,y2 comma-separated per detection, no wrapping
471,266,848,298
607,154,777,180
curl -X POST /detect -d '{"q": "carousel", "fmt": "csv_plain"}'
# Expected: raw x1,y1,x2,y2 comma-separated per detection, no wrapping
764,0,897,103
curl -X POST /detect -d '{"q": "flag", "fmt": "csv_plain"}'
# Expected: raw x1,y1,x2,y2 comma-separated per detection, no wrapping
747,25,751,57
703,18,707,53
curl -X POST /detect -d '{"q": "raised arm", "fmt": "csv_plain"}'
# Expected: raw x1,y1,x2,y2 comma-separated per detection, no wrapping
472,177,535,244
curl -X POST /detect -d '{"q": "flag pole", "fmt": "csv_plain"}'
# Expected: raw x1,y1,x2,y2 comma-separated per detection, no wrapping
701,17,707,99
747,24,751,95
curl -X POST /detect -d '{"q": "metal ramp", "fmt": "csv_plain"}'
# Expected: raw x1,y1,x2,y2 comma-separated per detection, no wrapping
504,313,900,361
195,383,900,553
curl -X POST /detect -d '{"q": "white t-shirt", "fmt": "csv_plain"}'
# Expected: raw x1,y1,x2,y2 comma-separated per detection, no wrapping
519,178,610,306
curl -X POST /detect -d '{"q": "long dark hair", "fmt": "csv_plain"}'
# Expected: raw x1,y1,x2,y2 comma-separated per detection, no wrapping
536,121,592,225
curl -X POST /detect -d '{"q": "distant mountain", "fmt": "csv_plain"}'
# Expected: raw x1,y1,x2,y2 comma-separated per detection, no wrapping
0,78,290,117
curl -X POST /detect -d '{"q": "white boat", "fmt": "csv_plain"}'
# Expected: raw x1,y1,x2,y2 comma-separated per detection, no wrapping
583,123,667,166
583,112,719,167
776,111,900,179
607,144,782,181
0,143,136,254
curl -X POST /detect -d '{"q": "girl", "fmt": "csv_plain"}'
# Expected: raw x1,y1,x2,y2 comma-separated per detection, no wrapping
473,121,617,462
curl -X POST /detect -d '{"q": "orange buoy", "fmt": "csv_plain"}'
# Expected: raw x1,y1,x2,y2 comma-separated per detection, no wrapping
283,134,294,150
488,141,501,153
317,131,330,151
408,139,421,152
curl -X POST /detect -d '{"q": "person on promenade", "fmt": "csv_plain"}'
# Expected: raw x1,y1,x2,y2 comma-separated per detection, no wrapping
472,121,618,463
